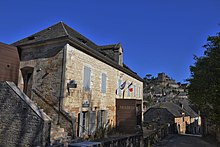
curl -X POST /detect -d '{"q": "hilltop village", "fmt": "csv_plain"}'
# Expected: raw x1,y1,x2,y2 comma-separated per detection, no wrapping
0,22,203,147
142,73,201,135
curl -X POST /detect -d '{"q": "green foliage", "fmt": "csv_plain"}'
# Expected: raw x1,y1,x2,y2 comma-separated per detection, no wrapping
188,32,220,123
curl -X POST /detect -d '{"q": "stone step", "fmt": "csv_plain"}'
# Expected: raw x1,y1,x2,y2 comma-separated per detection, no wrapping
50,124,71,146
32,100,71,146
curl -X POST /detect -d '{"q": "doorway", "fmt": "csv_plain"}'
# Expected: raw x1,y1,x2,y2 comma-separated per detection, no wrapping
21,67,34,98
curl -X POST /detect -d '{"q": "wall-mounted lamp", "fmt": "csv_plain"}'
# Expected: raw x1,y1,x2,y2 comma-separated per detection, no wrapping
67,80,77,95
36,68,42,72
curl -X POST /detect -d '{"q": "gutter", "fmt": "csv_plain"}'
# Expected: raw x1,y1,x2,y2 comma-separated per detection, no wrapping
58,44,67,124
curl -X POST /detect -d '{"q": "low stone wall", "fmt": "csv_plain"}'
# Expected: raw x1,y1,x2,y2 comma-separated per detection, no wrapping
0,81,51,147
69,126,168,147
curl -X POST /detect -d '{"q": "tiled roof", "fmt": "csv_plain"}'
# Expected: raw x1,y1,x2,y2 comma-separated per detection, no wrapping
149,102,190,117
12,22,97,49
12,22,143,81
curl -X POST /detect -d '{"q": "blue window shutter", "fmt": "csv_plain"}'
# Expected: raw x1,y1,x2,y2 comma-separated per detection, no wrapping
83,66,91,91
101,73,107,93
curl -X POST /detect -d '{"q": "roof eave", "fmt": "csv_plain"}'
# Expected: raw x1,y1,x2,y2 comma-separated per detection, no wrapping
11,35,69,47
66,37,143,82
12,34,143,82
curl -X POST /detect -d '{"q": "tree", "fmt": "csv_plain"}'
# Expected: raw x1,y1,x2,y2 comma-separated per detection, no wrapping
188,32,220,123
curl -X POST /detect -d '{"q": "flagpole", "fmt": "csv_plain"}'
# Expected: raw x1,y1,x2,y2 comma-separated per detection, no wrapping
122,89,125,99
122,82,132,99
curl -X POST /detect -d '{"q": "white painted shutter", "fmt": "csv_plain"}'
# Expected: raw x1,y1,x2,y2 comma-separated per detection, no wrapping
101,73,107,93
97,110,102,128
79,111,83,137
134,84,136,97
118,79,122,95
83,66,91,91
105,110,108,128
88,111,96,135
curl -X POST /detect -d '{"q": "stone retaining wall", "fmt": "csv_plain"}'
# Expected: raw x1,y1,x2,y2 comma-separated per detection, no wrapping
0,81,51,147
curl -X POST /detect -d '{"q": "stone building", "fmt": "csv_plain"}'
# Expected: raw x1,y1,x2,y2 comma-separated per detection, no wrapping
144,102,192,134
0,42,19,84
12,22,143,141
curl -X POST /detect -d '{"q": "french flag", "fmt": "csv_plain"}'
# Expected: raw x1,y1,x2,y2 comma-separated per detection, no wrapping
128,82,133,92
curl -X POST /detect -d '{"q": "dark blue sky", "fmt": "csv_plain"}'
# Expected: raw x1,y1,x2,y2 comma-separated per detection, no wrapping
1,0,220,82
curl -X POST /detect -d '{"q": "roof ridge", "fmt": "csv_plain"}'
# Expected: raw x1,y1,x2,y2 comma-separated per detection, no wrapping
60,22,69,36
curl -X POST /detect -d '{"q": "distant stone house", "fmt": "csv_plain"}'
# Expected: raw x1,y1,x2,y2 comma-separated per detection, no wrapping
179,102,201,134
144,102,191,134
0,42,19,84
12,22,143,139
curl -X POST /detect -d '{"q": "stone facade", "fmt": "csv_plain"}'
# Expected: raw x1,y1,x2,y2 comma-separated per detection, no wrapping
14,22,143,139
0,81,51,147
63,44,143,132
18,43,75,140
175,116,190,134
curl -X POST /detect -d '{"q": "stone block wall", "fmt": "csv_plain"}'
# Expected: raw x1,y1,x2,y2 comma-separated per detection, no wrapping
18,44,75,137
0,81,51,147
175,116,191,134
63,44,143,127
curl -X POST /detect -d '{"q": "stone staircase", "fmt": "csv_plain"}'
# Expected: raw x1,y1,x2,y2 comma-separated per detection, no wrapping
33,101,72,146
50,124,72,146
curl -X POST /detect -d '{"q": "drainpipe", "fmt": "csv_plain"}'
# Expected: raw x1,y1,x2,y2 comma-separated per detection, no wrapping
58,44,67,124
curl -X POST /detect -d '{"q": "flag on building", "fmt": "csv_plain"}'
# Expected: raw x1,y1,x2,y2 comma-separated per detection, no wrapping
128,82,133,92
115,80,126,95
120,81,126,90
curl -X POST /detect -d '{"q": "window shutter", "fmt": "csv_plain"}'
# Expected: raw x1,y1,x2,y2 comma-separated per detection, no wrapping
134,84,136,97
118,79,122,95
105,110,108,128
88,111,96,135
83,66,91,91
101,73,107,93
138,86,140,97
79,111,83,137
97,110,102,128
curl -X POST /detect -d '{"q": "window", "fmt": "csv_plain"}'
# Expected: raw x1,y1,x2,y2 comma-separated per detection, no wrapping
82,112,87,132
101,73,107,93
98,110,108,128
134,84,136,97
83,66,91,91
79,111,89,136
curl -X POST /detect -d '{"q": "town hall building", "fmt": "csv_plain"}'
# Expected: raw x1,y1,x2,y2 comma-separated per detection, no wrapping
12,22,143,142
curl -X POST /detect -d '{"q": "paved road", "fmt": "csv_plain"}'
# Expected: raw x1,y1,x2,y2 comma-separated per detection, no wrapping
156,134,219,147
